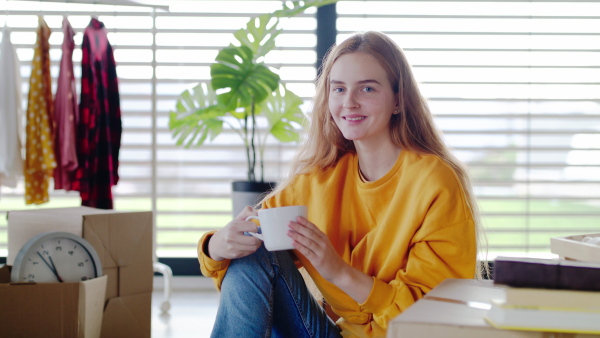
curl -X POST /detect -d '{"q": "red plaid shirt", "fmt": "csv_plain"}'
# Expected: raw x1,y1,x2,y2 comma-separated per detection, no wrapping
73,18,122,209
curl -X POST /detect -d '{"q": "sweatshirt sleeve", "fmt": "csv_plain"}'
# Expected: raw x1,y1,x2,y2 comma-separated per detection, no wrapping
197,231,231,290
357,218,476,331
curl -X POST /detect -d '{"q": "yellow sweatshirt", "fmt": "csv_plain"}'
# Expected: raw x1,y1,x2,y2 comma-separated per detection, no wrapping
199,150,476,337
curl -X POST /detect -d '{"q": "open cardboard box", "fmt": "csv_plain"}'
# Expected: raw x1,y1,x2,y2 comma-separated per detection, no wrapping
7,207,153,338
0,265,107,338
551,233,600,264
387,279,596,338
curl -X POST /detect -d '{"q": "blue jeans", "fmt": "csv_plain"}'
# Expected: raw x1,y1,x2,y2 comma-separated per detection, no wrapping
211,244,342,338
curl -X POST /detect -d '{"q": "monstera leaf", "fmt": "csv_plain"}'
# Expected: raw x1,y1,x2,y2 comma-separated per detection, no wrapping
211,45,280,111
233,14,280,60
262,85,304,143
233,0,339,61
274,0,339,18
169,83,225,148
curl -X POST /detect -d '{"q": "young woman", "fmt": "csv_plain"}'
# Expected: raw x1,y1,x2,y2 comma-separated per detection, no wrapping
199,31,484,338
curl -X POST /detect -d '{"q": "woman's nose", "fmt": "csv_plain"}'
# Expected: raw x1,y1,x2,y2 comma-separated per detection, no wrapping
342,91,359,108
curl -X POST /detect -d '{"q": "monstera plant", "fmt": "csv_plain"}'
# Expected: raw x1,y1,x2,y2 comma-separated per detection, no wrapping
169,0,338,214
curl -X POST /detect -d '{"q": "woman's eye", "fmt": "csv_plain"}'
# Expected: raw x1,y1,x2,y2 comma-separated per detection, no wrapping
333,87,344,93
363,87,374,92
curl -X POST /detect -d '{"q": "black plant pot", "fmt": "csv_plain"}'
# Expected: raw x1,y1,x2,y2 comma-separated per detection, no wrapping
231,181,276,217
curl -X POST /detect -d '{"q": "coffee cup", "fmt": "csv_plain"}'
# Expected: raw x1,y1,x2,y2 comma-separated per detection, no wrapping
245,205,307,251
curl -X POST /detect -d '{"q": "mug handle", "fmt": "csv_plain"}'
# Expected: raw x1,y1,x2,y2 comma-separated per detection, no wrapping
245,216,264,241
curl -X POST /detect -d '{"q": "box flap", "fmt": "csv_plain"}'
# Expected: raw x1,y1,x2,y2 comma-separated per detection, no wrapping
83,212,153,297
82,212,153,269
101,292,151,338
79,275,108,338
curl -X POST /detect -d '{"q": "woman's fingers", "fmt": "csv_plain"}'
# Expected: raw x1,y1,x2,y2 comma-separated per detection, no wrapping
287,218,346,282
288,229,316,247
210,218,262,260
291,216,325,239
288,219,326,257
219,236,260,259
234,205,257,221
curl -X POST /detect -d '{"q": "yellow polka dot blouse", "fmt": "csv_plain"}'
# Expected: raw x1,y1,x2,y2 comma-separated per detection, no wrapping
24,16,56,205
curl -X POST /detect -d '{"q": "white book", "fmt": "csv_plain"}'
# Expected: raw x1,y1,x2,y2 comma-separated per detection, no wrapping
484,299,600,335
503,286,600,311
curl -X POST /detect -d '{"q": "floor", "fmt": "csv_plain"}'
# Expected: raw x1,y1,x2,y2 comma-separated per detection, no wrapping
151,277,219,338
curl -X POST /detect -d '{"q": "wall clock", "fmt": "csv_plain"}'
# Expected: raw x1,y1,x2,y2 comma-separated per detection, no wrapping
11,231,103,283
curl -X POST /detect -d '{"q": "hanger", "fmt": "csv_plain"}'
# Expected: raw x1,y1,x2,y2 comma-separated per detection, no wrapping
64,0,69,20
1,0,8,28
92,0,98,20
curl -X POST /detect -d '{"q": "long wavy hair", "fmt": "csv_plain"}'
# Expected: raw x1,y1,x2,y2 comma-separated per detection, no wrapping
264,31,488,278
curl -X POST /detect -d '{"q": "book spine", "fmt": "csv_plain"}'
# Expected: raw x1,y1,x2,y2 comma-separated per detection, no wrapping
501,304,600,313
494,259,559,289
504,289,600,310
494,259,600,291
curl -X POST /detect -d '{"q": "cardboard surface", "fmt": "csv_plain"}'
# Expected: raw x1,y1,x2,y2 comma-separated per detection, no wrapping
82,211,153,299
0,265,107,338
6,207,153,338
101,292,152,338
387,278,598,338
551,233,600,264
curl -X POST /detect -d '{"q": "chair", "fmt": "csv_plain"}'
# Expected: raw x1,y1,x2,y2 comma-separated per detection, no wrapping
153,261,173,313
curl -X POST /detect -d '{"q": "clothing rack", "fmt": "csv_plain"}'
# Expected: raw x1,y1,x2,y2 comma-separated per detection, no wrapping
14,0,169,12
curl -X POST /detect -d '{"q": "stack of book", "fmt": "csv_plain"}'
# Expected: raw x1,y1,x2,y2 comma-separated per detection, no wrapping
486,257,600,335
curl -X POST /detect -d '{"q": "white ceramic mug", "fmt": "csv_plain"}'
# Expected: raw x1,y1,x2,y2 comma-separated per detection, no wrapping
245,205,307,251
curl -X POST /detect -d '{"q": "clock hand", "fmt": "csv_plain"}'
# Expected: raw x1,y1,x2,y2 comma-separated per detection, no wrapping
37,251,64,282
48,255,64,282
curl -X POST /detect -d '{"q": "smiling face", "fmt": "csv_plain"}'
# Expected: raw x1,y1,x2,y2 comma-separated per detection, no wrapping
328,52,398,148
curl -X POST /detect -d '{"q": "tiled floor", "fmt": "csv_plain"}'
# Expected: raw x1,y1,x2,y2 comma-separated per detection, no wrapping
152,277,219,338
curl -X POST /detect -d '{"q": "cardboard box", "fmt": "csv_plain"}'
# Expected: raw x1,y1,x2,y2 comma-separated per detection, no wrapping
7,207,153,338
551,233,600,264
0,265,107,338
387,279,598,338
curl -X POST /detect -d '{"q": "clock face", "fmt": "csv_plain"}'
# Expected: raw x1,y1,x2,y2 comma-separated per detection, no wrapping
11,232,103,283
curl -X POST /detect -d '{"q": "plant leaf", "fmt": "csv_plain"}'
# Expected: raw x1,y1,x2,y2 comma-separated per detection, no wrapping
233,14,281,60
262,85,305,143
274,0,339,18
168,83,226,148
212,45,280,110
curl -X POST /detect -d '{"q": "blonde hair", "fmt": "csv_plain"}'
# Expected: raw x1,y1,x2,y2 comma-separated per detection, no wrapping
264,31,488,278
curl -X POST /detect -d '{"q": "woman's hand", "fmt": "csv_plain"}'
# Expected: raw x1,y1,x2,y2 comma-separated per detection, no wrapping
288,216,374,303
287,216,347,282
208,206,262,261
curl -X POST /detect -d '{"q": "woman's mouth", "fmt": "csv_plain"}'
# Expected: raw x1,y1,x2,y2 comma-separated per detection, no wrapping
344,116,366,121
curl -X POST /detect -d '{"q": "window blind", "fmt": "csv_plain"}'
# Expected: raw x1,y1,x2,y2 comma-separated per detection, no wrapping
337,0,600,258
